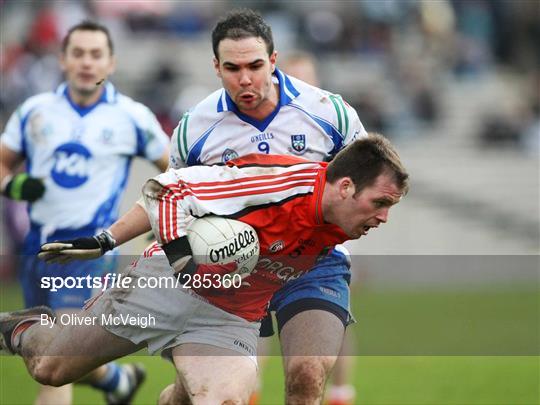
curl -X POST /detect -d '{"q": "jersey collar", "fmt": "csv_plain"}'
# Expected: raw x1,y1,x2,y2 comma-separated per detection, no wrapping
57,81,117,117
216,68,300,131
312,165,328,225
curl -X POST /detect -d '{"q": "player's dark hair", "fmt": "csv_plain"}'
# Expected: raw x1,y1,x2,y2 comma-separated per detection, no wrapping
212,9,274,59
62,20,114,54
327,133,409,195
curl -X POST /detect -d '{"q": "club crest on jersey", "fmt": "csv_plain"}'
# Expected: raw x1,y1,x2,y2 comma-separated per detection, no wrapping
291,135,306,153
100,128,114,144
28,112,52,143
70,122,85,140
269,240,284,253
222,148,239,163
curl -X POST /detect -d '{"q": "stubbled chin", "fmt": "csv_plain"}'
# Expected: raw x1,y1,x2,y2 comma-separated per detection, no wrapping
75,85,100,96
238,99,257,108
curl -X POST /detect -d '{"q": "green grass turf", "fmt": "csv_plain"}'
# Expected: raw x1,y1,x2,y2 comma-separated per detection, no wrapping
1,282,538,404
1,355,537,404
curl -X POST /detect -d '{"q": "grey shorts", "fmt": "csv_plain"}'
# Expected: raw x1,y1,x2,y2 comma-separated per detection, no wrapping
85,253,260,358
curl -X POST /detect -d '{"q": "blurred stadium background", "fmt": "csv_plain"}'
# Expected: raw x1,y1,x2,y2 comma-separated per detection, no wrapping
1,1,538,404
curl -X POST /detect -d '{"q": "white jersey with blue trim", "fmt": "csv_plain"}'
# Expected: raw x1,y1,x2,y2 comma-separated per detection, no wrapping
1,82,169,234
169,68,367,169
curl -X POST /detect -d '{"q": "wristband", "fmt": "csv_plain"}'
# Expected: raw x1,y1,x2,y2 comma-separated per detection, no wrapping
5,173,28,200
94,230,117,253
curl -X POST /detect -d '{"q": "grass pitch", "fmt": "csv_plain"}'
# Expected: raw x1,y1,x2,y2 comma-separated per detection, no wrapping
1,281,538,404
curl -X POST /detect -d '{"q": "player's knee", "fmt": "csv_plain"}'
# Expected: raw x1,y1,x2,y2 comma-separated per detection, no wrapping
31,357,71,386
285,356,335,401
159,381,192,405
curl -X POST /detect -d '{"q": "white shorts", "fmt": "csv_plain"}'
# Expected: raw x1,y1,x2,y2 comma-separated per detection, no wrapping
85,253,260,358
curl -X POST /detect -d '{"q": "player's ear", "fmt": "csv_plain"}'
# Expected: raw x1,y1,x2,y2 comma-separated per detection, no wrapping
213,57,221,78
108,55,117,75
339,177,355,199
59,52,67,73
270,51,277,73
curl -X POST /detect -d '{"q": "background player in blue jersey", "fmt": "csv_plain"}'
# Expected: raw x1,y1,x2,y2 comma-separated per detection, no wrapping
0,21,169,405
38,10,368,404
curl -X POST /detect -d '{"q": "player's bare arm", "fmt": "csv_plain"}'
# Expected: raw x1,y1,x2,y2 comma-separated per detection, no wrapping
153,150,170,172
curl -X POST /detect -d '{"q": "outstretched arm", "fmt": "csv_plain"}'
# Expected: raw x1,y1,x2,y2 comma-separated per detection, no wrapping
108,202,151,245
38,202,152,263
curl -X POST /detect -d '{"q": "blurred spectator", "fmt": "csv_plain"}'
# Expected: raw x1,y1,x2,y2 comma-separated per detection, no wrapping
477,69,540,152
451,0,498,76
399,60,441,126
351,92,388,135
519,70,540,155
1,5,63,115
520,102,540,156
477,114,521,148
171,84,212,123
136,62,180,135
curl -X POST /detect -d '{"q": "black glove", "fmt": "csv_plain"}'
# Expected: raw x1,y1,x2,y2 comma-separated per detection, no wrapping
3,173,45,202
38,230,116,264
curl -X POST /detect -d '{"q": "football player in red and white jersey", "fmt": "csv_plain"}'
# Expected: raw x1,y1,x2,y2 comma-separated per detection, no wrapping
2,135,408,404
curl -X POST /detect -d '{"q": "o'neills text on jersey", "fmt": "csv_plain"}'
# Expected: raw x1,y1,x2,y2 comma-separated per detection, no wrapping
250,133,274,143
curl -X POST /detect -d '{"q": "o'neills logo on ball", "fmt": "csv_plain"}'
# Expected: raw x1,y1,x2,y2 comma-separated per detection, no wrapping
209,230,257,263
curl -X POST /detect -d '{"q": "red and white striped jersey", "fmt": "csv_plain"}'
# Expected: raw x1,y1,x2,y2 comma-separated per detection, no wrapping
143,153,348,321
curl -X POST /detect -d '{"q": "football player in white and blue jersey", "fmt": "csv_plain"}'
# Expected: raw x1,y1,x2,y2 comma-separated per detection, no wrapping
166,10,367,405
0,21,169,405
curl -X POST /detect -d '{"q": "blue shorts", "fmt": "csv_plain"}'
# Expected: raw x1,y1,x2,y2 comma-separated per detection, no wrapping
262,249,353,336
19,224,118,310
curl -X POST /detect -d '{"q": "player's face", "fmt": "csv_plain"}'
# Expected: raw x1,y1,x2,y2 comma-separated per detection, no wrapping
60,30,115,100
335,172,402,239
214,37,277,118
